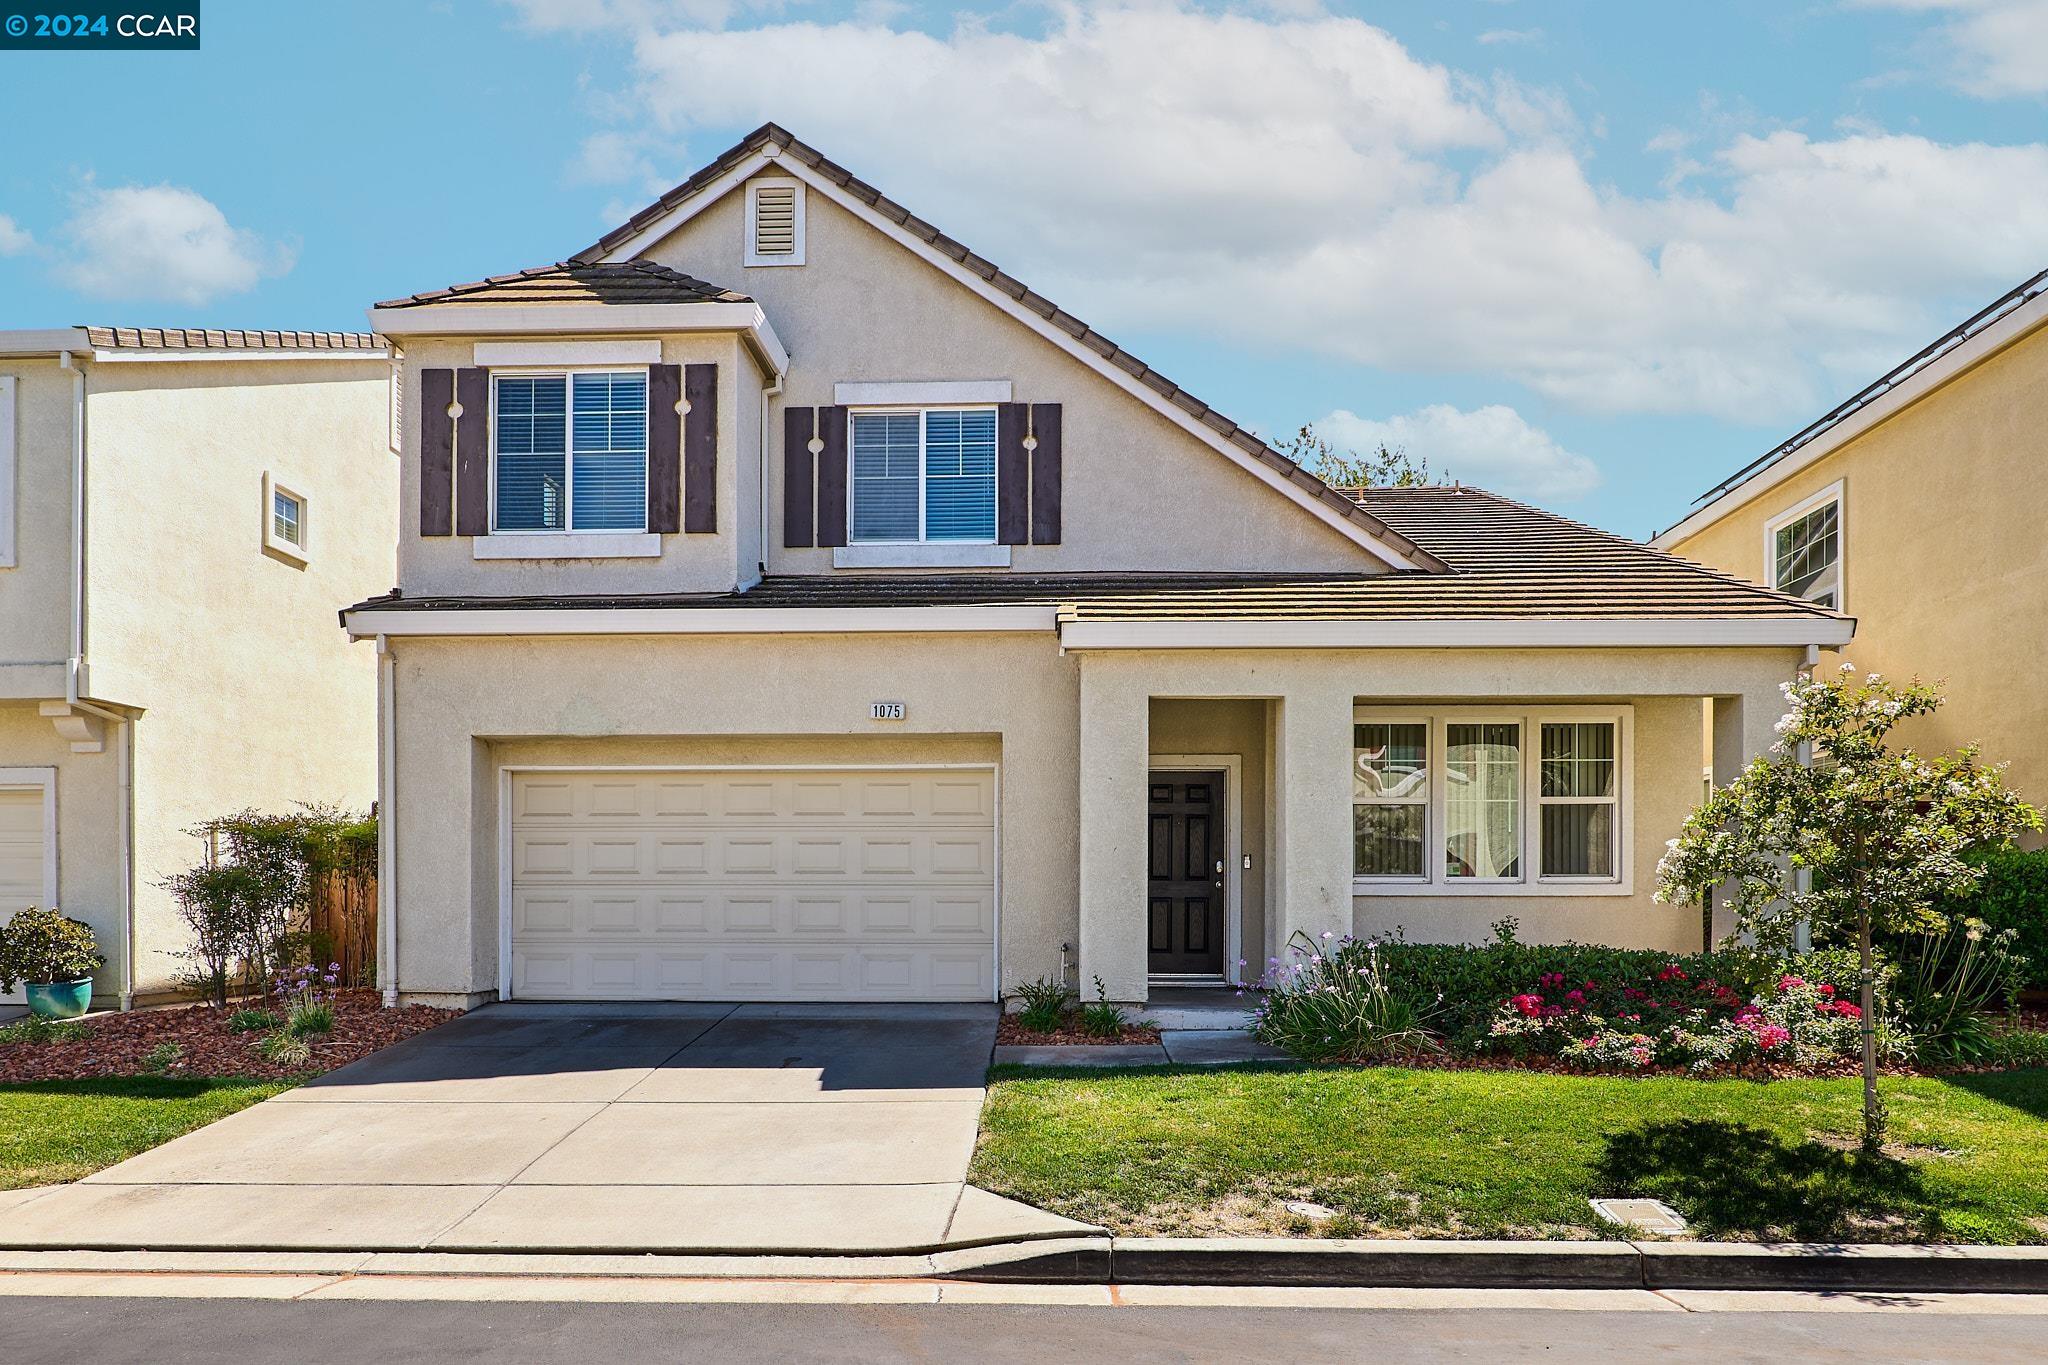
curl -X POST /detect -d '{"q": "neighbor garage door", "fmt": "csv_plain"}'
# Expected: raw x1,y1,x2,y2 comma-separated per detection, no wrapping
508,767,996,1001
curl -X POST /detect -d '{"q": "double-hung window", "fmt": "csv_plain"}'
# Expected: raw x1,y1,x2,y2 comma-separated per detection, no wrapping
1354,708,1630,892
849,407,997,543
1765,483,1842,609
493,370,648,533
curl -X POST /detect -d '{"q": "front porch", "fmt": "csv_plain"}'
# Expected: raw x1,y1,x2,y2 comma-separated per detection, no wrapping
1071,647,1801,1002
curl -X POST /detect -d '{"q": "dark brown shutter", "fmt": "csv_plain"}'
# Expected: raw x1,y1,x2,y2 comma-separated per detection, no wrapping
782,405,815,548
816,404,849,548
1029,403,1062,545
418,368,454,537
997,401,1030,545
683,363,718,534
646,363,682,533
454,368,490,537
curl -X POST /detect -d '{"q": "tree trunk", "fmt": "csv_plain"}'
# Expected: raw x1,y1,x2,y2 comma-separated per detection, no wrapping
1855,823,1885,1152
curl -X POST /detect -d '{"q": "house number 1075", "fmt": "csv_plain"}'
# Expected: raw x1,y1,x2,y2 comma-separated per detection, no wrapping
869,701,907,721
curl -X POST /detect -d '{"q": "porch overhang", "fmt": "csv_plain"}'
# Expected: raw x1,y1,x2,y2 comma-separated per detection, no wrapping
1055,616,1856,651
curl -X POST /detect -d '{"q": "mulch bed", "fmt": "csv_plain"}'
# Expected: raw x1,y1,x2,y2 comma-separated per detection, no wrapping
997,1014,1163,1046
0,990,460,1083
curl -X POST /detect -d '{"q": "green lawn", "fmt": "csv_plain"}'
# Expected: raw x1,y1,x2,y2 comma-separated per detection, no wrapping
972,1064,2048,1243
0,1078,293,1190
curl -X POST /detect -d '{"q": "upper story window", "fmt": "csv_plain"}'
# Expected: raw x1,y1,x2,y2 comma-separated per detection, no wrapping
849,407,997,544
493,370,648,534
1353,708,1630,894
261,471,308,564
1766,482,1842,609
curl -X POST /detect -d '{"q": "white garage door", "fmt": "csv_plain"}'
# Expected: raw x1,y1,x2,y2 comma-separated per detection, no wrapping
509,767,996,1001
1,784,52,1003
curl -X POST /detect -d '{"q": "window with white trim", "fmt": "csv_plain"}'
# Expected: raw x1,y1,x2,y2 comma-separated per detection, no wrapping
261,471,308,562
492,370,648,533
1353,707,1630,892
1767,488,1841,609
849,407,997,543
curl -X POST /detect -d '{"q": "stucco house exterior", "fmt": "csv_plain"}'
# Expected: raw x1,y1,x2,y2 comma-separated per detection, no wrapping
1655,270,2047,828
0,328,397,1007
345,125,1851,1009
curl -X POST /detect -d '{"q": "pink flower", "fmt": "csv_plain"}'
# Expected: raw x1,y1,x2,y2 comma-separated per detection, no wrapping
1510,993,1544,1019
1778,975,1806,992
1565,990,1587,1006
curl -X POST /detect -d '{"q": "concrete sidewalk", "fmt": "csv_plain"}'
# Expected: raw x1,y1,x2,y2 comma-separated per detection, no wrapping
0,1002,1096,1256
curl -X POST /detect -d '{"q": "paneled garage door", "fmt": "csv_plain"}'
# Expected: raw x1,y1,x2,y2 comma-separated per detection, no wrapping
508,767,996,1001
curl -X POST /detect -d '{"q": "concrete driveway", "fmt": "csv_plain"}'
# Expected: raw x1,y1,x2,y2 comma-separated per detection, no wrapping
0,1003,1092,1255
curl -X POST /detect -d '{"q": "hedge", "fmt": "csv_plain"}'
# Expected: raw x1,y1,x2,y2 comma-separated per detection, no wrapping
1942,847,2048,992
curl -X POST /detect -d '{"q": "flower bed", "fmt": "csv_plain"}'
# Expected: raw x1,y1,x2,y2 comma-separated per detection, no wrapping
996,1013,1162,1046
0,989,458,1083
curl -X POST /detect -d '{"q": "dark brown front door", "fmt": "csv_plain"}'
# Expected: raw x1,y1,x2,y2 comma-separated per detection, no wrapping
1148,771,1226,978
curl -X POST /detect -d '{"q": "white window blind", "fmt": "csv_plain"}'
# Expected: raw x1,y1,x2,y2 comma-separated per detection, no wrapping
1771,499,1840,608
849,407,997,544
1539,721,1618,878
494,371,647,533
272,490,303,547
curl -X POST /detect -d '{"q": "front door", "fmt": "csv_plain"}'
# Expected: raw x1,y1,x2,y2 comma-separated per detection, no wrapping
1147,771,1226,979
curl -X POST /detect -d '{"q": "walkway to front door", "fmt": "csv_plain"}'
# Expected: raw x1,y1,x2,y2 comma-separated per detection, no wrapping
0,1003,1093,1256
1148,770,1227,979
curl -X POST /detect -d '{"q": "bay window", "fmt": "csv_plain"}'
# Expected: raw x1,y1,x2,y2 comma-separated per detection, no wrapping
1353,707,1630,893
849,407,997,543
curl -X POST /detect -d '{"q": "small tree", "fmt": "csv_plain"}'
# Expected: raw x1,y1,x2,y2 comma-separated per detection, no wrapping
1656,667,2040,1150
1276,424,1437,489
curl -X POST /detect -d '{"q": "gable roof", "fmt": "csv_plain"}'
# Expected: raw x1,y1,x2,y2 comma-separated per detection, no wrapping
1655,266,2048,546
573,122,1449,575
375,260,749,310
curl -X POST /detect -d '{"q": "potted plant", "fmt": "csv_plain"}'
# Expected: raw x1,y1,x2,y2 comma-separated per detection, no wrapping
0,907,105,1018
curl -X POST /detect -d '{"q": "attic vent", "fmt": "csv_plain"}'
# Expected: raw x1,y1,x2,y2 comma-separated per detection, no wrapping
746,179,805,267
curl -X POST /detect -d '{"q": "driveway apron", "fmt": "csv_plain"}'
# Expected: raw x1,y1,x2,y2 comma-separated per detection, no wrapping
0,1003,1094,1255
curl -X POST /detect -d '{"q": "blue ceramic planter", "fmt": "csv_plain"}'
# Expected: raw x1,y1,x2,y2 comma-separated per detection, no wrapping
25,978,93,1019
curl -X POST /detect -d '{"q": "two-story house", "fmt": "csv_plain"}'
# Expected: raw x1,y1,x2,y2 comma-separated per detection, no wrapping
345,125,1850,1009
1,327,396,1007
1657,270,2048,831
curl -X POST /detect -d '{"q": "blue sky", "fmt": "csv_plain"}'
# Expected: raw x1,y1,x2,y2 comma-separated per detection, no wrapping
2,0,2044,538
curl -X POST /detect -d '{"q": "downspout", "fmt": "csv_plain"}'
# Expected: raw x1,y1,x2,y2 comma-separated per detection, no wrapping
60,351,137,1010
1794,643,1820,954
755,362,784,584
376,634,399,1007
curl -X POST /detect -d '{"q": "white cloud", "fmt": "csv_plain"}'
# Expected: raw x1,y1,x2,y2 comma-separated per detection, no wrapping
56,184,292,306
0,214,31,255
555,4,2048,423
1316,404,1601,501
1857,0,2048,98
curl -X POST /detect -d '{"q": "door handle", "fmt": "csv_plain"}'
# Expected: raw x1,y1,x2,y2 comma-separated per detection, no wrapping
1214,860,1224,874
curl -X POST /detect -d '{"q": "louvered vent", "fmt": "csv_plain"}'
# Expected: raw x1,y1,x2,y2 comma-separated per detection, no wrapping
752,184,798,258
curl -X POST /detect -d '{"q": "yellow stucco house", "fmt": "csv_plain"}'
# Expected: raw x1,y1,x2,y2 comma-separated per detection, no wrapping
0,329,396,1006
1656,270,2048,826
344,125,1850,1009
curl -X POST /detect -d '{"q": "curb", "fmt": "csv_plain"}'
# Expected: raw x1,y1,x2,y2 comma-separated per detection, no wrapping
945,1238,2048,1294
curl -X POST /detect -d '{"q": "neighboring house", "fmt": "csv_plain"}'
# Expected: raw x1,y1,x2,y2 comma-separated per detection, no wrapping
344,124,1849,1008
0,328,396,1007
1655,270,2048,828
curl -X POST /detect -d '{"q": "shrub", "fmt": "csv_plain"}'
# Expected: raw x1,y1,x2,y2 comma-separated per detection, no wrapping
1892,918,2026,1062
227,1009,282,1034
1938,847,2048,992
161,863,264,1007
1253,932,1439,1062
1078,976,1129,1038
0,1015,91,1045
140,1042,184,1075
0,907,104,990
1489,972,1868,1072
274,962,339,1037
258,1029,313,1068
1011,976,1073,1034
1979,1022,2048,1070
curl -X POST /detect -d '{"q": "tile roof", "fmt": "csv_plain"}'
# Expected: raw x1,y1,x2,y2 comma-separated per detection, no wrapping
570,123,1443,571
345,487,1842,625
86,327,382,351
375,261,749,310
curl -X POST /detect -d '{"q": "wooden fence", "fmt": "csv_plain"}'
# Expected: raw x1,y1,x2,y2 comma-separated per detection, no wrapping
309,868,377,988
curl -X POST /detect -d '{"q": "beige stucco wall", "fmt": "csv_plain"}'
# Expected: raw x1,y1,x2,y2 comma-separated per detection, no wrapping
0,361,81,691
1668,322,2048,820
393,334,752,598
639,175,1382,577
77,358,396,994
385,629,1796,1002
0,702,124,1002
383,632,1082,1003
